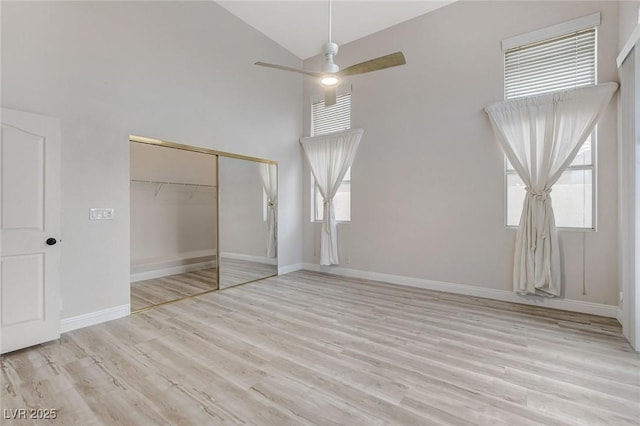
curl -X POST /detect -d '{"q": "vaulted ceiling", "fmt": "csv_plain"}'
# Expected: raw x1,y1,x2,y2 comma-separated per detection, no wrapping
217,1,455,59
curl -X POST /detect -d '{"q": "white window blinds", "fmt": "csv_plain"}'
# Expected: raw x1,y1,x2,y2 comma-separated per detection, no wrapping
504,28,596,99
311,93,351,135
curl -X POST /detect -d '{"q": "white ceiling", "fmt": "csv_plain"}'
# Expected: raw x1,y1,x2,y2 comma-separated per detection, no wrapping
216,1,455,60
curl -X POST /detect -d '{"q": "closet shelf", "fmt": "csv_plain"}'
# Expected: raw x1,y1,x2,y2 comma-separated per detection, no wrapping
131,179,216,197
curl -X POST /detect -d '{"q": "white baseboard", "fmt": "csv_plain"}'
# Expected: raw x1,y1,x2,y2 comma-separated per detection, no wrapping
131,260,217,282
131,250,217,282
278,263,304,275
221,252,278,265
617,306,623,325
301,263,619,318
61,304,130,333
131,249,216,268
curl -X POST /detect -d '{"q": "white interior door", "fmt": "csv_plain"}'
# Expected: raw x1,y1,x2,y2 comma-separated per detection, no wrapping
1,108,60,354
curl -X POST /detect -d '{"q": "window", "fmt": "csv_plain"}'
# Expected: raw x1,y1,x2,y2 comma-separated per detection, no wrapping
313,167,351,221
504,25,597,229
311,90,351,136
310,89,352,222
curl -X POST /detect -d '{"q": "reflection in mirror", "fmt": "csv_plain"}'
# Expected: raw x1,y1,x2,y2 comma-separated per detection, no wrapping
129,142,218,311
261,163,278,259
219,156,277,289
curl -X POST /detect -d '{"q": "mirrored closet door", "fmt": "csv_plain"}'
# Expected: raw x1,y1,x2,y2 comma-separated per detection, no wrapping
218,156,278,289
129,136,278,312
130,141,218,311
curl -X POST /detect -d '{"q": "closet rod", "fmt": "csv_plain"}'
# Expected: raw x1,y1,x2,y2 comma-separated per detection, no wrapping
130,179,216,188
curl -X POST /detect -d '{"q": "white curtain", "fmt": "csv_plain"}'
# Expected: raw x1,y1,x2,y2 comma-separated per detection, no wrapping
485,82,618,297
260,163,277,258
300,128,363,265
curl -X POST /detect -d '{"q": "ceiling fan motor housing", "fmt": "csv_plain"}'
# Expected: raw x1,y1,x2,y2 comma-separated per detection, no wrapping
322,42,340,73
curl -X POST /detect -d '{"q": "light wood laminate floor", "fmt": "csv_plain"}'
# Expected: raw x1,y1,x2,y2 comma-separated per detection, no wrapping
2,271,639,425
130,268,217,312
219,258,278,289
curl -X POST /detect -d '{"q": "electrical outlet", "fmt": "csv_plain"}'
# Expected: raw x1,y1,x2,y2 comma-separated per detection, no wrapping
619,291,624,303
90,208,114,220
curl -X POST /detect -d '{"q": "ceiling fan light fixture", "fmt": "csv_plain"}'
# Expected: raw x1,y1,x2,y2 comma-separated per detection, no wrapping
321,75,339,86
254,0,406,90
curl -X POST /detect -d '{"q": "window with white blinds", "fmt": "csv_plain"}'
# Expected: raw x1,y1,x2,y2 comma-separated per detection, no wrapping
310,90,352,221
505,28,596,99
311,93,351,135
504,26,597,229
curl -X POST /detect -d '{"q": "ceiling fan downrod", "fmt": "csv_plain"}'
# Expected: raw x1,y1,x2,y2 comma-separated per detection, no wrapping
322,0,339,75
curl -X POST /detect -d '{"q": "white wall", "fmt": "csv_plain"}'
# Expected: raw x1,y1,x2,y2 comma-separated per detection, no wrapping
302,1,620,306
130,142,216,264
1,1,303,319
619,1,640,51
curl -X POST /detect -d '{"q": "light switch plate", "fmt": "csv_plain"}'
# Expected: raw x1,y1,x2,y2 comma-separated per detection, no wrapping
90,208,114,220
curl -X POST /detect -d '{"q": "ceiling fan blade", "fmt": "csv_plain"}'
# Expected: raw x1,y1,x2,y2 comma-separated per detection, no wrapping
324,87,336,107
338,52,406,77
255,62,323,78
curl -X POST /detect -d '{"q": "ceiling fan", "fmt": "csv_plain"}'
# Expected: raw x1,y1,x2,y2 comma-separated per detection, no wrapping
254,0,406,106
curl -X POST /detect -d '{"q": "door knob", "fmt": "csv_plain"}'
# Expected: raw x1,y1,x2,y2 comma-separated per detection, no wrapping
46,238,57,246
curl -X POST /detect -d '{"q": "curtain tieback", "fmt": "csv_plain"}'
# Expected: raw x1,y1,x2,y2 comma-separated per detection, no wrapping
525,187,551,201
526,187,552,250
323,200,330,207
267,202,275,207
